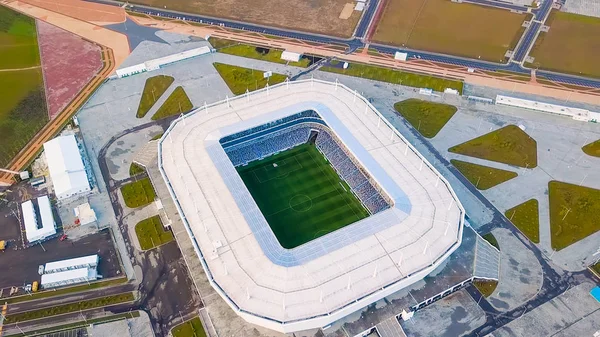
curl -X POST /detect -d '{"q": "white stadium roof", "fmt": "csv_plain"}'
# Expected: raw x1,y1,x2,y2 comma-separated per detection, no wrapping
43,135,90,200
159,79,464,333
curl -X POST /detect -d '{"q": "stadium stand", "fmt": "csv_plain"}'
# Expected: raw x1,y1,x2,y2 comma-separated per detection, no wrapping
222,111,391,214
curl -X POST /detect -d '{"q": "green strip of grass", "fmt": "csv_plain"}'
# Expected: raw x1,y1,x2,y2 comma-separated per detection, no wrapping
136,75,174,118
590,261,600,277
120,177,156,208
473,279,498,297
150,132,164,141
151,86,193,120
213,62,288,95
505,199,539,243
582,139,600,158
171,317,208,337
129,162,145,176
5,293,135,323
549,181,600,250
451,159,518,190
394,99,457,138
208,37,310,67
320,62,463,93
5,311,140,337
135,215,173,250
482,233,500,250
448,125,537,168
3,277,127,305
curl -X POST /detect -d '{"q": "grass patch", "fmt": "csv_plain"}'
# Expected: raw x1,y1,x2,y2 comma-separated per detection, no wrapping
151,86,193,120
394,99,457,138
171,317,208,337
482,233,499,250
451,159,517,190
135,215,173,250
136,75,174,118
0,6,40,69
590,261,600,277
151,132,164,141
529,12,600,78
3,277,128,305
129,162,145,176
213,62,288,95
208,37,310,67
5,293,135,323
5,311,140,337
320,62,463,93
120,177,156,208
448,125,537,168
549,181,600,250
373,0,528,62
505,199,539,243
473,280,498,297
237,143,369,248
582,139,600,158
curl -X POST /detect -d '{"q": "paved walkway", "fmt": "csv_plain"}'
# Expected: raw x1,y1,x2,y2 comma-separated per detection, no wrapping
376,317,407,337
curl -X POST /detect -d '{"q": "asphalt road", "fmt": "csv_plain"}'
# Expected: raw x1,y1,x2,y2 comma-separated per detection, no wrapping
86,0,600,89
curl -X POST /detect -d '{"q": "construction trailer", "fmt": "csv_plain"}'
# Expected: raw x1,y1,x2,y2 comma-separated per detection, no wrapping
44,254,99,274
40,267,99,289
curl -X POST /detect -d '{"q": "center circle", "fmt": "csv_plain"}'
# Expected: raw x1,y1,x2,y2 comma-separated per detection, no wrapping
289,194,312,212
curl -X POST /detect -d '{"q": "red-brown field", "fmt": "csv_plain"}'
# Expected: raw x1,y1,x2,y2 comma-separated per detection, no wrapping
37,21,102,119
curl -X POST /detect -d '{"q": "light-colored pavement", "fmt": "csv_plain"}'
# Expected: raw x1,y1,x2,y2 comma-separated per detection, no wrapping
562,0,600,18
88,310,154,337
376,316,407,337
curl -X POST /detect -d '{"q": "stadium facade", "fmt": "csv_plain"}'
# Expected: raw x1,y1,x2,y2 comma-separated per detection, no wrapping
159,79,465,333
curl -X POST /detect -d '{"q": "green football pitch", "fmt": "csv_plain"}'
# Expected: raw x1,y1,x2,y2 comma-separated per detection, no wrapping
236,143,369,249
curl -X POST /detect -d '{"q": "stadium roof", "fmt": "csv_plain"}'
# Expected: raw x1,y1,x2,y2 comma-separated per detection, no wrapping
43,135,90,200
159,79,464,332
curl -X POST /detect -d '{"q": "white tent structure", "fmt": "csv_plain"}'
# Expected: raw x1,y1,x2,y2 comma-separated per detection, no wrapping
44,135,90,200
44,254,99,273
40,267,98,288
21,196,56,243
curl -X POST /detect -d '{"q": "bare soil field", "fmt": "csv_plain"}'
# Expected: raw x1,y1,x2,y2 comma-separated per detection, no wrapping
373,0,528,62
529,11,600,78
38,20,103,119
129,0,361,37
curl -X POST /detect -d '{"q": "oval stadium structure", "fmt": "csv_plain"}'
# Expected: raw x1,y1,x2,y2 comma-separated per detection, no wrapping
158,79,465,333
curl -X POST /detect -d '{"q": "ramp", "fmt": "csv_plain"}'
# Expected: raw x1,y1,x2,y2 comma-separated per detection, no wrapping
376,316,407,337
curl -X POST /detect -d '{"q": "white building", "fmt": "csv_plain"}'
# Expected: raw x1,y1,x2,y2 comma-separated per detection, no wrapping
44,254,99,273
74,203,97,226
21,196,56,243
44,135,91,200
116,46,211,78
40,267,98,289
495,95,598,122
281,51,302,63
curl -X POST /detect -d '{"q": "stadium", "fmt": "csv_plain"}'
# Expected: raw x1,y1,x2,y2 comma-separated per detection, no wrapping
158,79,465,333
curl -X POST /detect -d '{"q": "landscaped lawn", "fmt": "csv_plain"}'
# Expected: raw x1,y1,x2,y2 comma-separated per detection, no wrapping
582,139,600,158
135,215,173,250
213,62,288,95
150,132,164,141
209,37,311,67
171,317,207,337
5,293,134,323
120,177,156,208
549,181,600,250
394,99,457,138
505,199,539,243
129,162,145,176
591,261,600,276
482,233,499,250
448,125,537,168
151,86,193,120
473,279,498,298
451,159,517,190
136,75,174,118
320,62,463,93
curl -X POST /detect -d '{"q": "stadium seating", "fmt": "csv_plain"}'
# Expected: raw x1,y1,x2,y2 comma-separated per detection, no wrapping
222,112,391,214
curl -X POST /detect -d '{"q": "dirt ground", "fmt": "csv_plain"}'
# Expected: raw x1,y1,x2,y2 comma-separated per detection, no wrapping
129,0,361,37
529,11,600,79
373,0,528,62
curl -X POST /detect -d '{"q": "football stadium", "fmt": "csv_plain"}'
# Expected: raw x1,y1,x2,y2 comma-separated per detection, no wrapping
158,79,465,332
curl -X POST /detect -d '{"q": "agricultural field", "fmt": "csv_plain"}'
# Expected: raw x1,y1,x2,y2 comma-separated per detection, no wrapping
120,177,156,208
373,0,528,62
448,125,537,168
0,6,48,167
505,199,539,243
394,99,457,138
529,12,600,78
582,139,600,157
137,75,174,118
213,63,288,95
135,215,173,250
151,86,193,120
129,0,360,37
451,159,518,190
209,37,311,68
321,62,463,93
549,181,600,250
237,144,369,249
